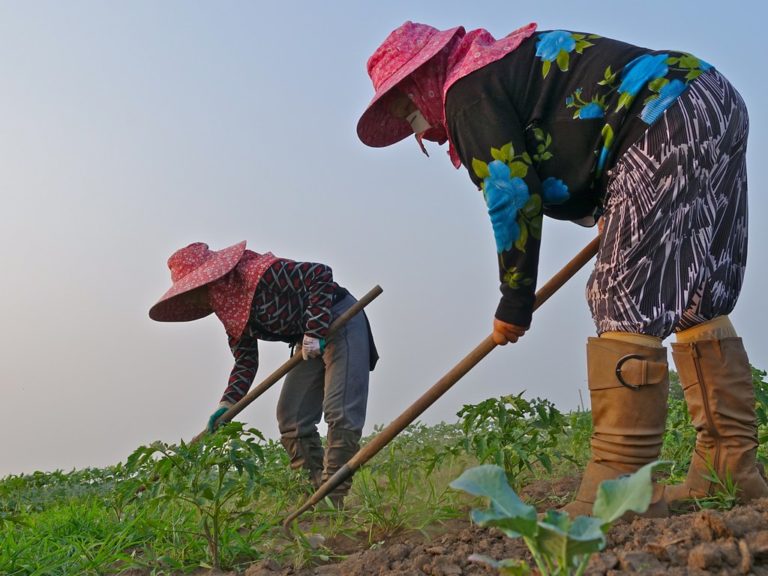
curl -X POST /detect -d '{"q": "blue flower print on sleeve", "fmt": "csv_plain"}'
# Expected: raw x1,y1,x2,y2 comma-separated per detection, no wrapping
578,102,605,119
619,54,670,96
541,177,570,205
566,88,606,120
535,31,597,79
616,53,669,111
536,31,576,61
641,79,687,123
484,160,530,253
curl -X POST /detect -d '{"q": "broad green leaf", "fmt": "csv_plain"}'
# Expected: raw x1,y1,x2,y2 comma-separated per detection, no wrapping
575,40,594,54
522,194,542,217
677,54,701,69
686,70,702,81
534,513,605,565
450,465,537,538
542,60,551,79
491,147,504,161
509,161,528,178
648,77,668,93
565,515,606,555
592,461,666,524
472,157,490,179
500,142,514,161
556,50,570,72
521,151,533,165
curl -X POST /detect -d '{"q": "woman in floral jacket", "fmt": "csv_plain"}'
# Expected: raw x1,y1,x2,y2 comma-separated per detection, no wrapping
357,21,765,516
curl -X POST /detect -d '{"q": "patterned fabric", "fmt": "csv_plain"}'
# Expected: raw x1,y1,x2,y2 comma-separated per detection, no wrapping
149,241,247,322
357,21,537,153
587,69,749,337
209,250,279,340
445,32,713,328
220,260,336,405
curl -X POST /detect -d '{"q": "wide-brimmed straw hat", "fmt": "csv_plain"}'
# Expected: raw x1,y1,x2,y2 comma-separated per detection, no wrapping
149,241,247,322
357,21,462,148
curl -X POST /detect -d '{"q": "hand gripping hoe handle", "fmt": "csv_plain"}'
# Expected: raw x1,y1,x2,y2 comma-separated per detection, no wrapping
190,285,383,444
283,236,600,527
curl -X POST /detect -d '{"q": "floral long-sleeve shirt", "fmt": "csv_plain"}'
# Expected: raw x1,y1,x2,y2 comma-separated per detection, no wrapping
445,30,712,327
220,259,336,405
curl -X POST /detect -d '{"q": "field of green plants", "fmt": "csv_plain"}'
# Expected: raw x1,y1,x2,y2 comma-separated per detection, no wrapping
2,367,767,575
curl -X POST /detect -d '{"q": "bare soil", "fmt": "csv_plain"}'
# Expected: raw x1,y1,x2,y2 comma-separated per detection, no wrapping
245,476,768,576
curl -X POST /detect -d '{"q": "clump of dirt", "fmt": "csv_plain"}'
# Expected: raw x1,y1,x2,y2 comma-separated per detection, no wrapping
246,477,768,576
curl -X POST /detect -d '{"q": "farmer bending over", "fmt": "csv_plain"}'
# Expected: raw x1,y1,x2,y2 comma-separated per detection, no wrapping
357,21,765,516
149,241,378,505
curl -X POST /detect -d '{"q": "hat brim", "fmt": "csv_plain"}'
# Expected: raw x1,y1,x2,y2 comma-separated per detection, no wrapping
357,26,462,148
149,240,247,322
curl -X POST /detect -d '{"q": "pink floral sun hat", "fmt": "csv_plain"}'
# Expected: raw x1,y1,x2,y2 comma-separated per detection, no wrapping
357,21,463,148
357,21,537,159
149,241,248,322
150,241,280,340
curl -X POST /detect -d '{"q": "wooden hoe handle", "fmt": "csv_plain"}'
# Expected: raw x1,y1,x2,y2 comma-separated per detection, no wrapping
283,236,600,526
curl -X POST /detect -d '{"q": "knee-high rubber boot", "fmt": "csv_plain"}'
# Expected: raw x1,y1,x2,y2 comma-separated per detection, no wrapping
281,434,325,490
563,338,670,518
322,427,361,507
665,338,768,506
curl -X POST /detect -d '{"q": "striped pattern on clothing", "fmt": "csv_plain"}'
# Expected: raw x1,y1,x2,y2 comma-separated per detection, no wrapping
587,68,749,337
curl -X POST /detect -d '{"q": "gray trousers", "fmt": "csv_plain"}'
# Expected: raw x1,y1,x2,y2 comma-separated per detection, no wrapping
276,294,370,437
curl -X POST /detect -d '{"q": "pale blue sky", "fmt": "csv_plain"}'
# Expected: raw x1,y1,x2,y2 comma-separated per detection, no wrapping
1,1,766,476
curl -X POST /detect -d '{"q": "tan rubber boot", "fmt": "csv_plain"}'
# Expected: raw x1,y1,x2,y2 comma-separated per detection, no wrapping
665,338,768,506
563,337,670,518
322,427,361,507
281,434,325,490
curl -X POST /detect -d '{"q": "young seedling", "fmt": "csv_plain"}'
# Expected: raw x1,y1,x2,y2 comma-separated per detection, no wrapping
450,461,664,576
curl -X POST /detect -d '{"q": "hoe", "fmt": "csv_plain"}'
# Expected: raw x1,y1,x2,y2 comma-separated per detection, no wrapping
283,236,600,526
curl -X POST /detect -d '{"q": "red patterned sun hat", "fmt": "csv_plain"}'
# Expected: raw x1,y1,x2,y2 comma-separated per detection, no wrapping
357,21,463,148
149,241,247,322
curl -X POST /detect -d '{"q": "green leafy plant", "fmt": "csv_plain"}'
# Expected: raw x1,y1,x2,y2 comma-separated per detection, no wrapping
450,462,663,576
661,380,695,483
753,367,768,465
456,393,567,488
126,422,272,569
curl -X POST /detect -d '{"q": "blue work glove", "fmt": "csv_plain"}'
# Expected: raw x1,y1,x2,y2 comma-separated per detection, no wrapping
301,335,326,360
207,403,232,433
